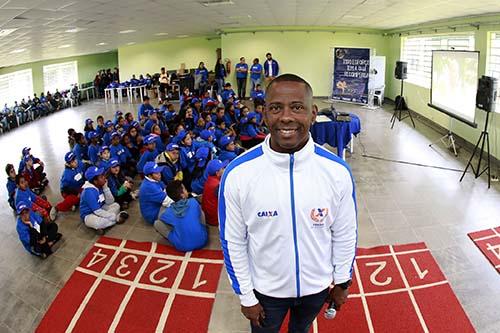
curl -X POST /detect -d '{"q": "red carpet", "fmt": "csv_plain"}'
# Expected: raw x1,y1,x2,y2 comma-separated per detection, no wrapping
36,237,223,333
280,242,475,333
468,226,500,273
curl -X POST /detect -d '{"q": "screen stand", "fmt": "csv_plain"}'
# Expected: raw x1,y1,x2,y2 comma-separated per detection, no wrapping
460,111,491,188
391,79,416,129
429,117,458,156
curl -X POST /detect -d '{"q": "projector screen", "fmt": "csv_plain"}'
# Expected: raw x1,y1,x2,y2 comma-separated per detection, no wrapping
429,50,479,128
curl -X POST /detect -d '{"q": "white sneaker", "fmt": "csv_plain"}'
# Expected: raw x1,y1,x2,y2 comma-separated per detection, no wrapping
49,207,58,221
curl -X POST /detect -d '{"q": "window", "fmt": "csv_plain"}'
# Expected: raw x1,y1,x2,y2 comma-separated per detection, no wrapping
0,69,34,106
43,61,78,93
486,32,500,109
401,33,475,88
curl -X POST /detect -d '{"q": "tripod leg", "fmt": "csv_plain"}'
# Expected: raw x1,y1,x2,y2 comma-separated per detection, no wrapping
460,133,484,182
476,132,487,178
407,109,416,128
487,132,491,188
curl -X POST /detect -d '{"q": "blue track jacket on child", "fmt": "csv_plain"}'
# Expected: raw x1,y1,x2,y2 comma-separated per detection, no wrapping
218,135,357,306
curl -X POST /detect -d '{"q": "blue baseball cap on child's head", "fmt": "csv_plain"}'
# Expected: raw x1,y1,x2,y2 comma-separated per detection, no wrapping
22,147,31,155
105,120,113,128
247,112,257,120
88,131,99,139
64,152,76,163
191,98,200,104
111,131,120,139
207,159,229,176
148,109,158,116
195,147,209,167
115,110,123,116
130,120,140,128
144,134,157,145
16,201,30,215
85,166,105,181
99,145,110,154
219,135,234,148
143,161,164,175
22,154,32,163
175,130,188,143
205,122,215,129
166,143,180,151
85,118,93,125
200,129,213,141
109,158,120,168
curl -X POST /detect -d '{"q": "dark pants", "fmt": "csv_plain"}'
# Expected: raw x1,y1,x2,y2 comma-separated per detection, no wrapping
237,77,247,99
33,222,59,256
252,288,328,333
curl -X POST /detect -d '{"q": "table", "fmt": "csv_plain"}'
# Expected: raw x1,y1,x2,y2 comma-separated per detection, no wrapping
128,85,147,103
310,113,361,159
104,88,115,104
80,86,95,101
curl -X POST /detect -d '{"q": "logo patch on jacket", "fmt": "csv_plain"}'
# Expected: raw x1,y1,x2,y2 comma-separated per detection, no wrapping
257,210,278,218
310,208,329,225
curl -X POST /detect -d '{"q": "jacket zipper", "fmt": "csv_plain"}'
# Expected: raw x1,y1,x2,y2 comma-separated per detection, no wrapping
289,154,301,297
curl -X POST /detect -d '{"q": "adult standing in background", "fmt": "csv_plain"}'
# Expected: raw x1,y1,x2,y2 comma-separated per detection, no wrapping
219,74,357,333
159,67,169,101
250,58,263,93
215,58,227,96
235,57,249,100
264,53,279,86
195,62,209,95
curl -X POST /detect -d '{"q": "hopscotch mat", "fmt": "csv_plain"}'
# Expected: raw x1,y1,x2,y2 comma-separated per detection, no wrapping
468,226,500,273
281,242,475,333
36,237,224,333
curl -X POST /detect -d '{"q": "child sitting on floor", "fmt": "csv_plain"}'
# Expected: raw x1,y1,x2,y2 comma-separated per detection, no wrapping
154,180,207,252
107,159,134,210
16,202,62,258
58,152,85,212
15,174,57,222
6,164,17,211
201,159,228,226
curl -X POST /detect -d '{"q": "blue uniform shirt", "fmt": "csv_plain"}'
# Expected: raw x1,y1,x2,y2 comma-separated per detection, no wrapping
16,212,43,253
15,187,37,207
73,143,89,161
218,149,238,163
88,144,100,165
191,168,209,195
195,68,209,82
79,183,106,219
110,144,130,165
60,160,85,192
160,198,207,252
138,103,154,119
137,149,159,174
235,63,248,79
139,177,167,224
250,64,263,80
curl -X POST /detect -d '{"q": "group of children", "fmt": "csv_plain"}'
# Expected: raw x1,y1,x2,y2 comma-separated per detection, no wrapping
6,82,269,257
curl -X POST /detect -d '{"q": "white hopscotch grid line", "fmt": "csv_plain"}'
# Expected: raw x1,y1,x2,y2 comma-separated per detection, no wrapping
356,248,429,259
353,261,375,333
66,241,221,333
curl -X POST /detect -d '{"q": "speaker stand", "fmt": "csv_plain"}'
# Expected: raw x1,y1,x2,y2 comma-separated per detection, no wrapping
429,117,458,156
391,79,416,129
460,111,491,188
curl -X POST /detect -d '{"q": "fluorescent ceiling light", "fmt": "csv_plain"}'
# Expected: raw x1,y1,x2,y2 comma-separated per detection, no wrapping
155,32,168,36
58,44,71,48
201,0,234,7
0,29,17,37
96,42,108,46
126,42,136,45
10,48,26,54
177,35,189,38
65,27,86,33
119,29,136,34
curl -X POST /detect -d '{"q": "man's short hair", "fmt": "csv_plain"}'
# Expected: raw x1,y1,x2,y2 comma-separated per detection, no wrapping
143,95,150,101
166,180,184,202
240,57,244,61
266,74,313,98
266,52,272,57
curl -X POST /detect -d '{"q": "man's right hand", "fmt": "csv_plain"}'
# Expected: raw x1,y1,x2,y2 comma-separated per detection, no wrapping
241,303,265,327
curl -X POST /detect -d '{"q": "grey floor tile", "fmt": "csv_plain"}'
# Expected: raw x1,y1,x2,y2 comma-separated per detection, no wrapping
36,255,74,286
208,293,249,333
2,297,39,333
370,211,409,232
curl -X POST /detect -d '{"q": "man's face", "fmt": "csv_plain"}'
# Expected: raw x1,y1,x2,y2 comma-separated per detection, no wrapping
240,58,245,64
264,81,317,154
267,54,272,60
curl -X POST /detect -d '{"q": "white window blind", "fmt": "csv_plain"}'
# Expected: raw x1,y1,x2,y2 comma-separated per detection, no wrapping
0,69,34,106
486,32,500,109
401,34,475,88
43,61,78,93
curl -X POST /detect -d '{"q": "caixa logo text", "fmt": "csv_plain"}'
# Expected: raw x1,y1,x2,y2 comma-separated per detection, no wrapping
257,210,278,218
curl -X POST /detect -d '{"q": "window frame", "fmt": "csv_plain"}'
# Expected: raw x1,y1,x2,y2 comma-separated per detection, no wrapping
42,60,79,93
0,68,34,106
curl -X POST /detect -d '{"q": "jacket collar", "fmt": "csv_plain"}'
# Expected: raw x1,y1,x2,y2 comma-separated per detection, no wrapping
262,134,315,170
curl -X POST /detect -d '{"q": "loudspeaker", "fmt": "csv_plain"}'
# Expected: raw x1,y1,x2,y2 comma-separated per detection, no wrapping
476,75,498,112
395,61,407,80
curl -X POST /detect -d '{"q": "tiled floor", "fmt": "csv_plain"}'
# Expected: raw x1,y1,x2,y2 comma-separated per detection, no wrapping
0,98,499,332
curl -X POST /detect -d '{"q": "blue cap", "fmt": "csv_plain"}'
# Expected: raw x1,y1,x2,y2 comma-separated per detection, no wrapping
85,118,93,125
115,110,123,116
22,147,30,155
205,122,215,129
85,166,105,181
99,145,110,154
195,147,209,167
22,154,32,163
247,112,257,120
89,131,99,139
16,201,30,214
111,131,120,139
166,143,180,151
219,135,234,147
65,152,76,163
191,97,200,104
105,120,114,128
144,134,157,145
130,120,140,128
143,161,164,175
109,158,120,168
148,109,158,116
200,129,213,141
207,159,229,176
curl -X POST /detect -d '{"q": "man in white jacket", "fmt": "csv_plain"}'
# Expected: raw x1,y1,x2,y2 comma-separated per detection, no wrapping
219,74,357,332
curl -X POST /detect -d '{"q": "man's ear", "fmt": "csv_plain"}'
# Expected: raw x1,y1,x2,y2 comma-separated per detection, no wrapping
311,104,318,124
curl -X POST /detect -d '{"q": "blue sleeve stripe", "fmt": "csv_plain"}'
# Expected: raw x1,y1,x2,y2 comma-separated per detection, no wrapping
218,146,264,295
313,145,358,277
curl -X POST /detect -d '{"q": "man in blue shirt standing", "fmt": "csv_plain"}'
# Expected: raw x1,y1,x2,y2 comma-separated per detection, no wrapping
235,57,249,100
250,58,263,93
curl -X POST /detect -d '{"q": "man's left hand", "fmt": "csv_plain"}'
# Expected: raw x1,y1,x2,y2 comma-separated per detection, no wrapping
326,285,349,310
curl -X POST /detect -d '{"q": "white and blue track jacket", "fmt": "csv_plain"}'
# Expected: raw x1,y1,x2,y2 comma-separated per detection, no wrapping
219,135,357,306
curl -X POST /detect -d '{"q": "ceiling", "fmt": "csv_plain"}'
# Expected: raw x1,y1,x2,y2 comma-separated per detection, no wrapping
0,0,499,68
